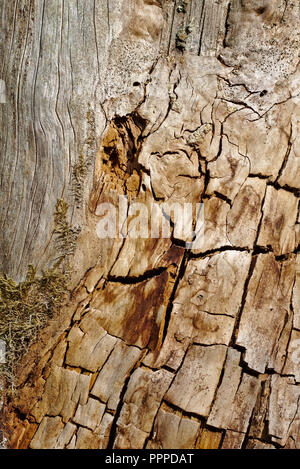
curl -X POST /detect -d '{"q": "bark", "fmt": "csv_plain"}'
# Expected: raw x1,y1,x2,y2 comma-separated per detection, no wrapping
1,0,300,449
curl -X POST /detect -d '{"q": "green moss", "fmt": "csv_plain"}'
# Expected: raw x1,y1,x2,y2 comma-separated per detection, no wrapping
0,199,80,392
71,153,87,207
85,103,96,150
0,266,66,392
53,199,81,269
71,104,96,207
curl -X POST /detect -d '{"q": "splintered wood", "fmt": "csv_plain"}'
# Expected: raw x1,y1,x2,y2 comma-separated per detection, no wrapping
2,0,300,450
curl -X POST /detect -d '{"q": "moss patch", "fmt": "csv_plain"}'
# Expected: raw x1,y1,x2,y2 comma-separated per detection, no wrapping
71,104,96,208
0,199,80,392
53,198,81,272
0,265,66,392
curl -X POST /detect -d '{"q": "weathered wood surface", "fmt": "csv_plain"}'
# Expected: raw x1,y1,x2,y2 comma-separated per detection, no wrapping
1,0,300,449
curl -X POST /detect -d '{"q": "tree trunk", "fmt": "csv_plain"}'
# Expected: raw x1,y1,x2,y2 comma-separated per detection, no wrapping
1,0,300,450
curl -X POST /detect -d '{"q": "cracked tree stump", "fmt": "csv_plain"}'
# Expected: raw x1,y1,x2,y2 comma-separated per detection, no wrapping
1,0,300,450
